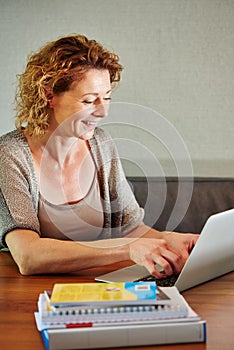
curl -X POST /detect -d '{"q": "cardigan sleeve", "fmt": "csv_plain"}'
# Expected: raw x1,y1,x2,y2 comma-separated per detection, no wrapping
0,132,40,249
108,146,145,237
89,128,145,238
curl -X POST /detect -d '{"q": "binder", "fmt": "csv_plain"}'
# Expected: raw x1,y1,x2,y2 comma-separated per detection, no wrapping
41,320,206,350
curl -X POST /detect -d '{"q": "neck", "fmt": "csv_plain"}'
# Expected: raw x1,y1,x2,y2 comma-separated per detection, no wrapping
24,126,86,168
45,132,84,167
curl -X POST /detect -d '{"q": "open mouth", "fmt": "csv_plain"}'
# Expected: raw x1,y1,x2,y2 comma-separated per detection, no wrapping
82,120,98,126
84,121,98,125
81,120,98,130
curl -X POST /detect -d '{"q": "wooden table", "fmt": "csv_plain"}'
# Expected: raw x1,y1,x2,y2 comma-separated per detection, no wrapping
0,251,233,350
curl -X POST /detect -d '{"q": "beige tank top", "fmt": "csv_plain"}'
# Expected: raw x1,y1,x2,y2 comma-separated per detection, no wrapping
38,174,104,241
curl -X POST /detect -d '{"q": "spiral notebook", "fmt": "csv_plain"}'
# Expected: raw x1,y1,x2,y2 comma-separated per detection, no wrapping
35,287,200,330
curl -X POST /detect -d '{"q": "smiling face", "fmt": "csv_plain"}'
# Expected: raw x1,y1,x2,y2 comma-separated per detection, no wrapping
49,69,111,140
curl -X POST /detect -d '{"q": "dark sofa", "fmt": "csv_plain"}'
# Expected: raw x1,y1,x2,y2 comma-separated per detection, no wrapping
127,177,234,234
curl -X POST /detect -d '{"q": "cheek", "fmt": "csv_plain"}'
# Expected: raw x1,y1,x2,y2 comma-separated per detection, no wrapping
70,106,96,120
52,103,83,122
51,94,81,113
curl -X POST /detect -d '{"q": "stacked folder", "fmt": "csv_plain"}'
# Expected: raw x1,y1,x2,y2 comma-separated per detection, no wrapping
34,282,206,349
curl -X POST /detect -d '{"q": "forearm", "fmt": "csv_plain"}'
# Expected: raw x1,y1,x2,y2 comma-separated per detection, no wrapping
126,223,165,239
6,230,130,275
127,223,194,242
6,226,199,277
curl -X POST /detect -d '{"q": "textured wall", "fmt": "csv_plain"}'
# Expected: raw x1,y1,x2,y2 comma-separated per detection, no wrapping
0,0,233,176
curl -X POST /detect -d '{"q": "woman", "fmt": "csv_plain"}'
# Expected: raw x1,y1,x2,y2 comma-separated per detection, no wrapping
0,34,198,276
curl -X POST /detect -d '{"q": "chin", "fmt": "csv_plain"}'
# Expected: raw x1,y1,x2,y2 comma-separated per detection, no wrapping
79,129,95,140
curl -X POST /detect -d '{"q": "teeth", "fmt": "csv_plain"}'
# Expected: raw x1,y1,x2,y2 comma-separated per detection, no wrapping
86,121,97,125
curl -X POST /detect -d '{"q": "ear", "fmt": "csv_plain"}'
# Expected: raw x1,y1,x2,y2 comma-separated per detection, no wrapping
44,87,54,107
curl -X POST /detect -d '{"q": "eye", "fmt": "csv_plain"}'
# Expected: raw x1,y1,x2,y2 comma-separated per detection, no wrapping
104,97,111,102
82,100,95,105
81,96,111,105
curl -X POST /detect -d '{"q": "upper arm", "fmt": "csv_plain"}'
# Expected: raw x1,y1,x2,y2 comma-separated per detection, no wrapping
0,140,40,249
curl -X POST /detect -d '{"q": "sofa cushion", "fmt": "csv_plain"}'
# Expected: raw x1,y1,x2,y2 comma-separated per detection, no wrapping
127,177,234,233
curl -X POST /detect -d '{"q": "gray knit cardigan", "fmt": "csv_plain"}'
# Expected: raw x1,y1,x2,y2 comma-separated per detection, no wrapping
0,128,144,249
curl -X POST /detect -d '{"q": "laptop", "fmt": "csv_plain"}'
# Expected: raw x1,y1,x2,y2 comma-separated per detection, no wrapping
95,209,234,291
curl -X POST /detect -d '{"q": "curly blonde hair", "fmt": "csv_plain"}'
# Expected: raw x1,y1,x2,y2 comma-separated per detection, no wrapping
15,34,123,137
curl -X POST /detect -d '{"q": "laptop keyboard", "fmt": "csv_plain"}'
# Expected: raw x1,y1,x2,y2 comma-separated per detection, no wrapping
137,274,179,287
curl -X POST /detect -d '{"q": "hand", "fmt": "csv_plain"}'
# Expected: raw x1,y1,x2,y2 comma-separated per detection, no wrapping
161,231,199,266
128,237,183,278
128,231,199,278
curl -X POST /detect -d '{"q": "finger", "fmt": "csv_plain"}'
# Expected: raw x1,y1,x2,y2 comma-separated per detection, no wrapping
155,263,165,274
153,256,174,276
189,234,200,252
160,250,184,275
143,259,167,278
145,255,174,278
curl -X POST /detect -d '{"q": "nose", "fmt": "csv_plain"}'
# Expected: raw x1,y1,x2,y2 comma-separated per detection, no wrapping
92,99,109,118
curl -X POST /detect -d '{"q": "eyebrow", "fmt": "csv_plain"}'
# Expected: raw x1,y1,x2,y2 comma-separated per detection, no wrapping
81,89,112,97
